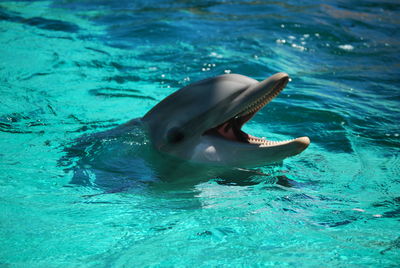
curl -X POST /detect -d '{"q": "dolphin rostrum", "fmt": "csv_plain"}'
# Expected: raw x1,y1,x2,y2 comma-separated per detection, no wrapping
141,72,310,167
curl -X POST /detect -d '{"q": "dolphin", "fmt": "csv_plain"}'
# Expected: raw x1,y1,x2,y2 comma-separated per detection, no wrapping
64,72,310,188
141,72,310,167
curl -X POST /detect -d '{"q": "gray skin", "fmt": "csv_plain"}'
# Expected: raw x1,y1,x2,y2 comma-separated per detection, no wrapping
66,72,310,189
140,72,310,167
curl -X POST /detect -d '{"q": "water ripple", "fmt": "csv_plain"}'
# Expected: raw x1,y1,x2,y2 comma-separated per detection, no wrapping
1,0,399,266
0,9,80,33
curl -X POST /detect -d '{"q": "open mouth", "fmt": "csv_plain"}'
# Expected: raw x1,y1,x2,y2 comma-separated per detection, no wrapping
203,76,295,147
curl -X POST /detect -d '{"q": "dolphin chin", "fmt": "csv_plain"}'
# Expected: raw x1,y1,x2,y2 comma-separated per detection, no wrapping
142,72,310,167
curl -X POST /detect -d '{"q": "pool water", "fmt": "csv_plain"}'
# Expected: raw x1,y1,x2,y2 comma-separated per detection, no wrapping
1,0,399,266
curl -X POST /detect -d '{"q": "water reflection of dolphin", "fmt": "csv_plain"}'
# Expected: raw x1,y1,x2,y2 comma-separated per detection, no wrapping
64,73,310,189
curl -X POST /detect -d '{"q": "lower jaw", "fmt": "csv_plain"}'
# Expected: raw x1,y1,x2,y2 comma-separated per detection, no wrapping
247,134,297,147
203,128,295,147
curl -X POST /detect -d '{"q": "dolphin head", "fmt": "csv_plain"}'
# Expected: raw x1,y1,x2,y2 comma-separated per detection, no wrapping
142,72,310,167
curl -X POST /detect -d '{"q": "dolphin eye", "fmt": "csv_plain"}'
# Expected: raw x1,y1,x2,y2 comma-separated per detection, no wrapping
166,127,185,143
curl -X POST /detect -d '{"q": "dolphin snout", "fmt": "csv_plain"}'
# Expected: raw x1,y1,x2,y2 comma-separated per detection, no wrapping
275,72,289,81
268,72,289,84
293,136,310,154
256,72,290,92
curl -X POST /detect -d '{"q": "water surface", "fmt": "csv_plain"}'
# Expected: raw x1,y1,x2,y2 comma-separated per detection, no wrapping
0,0,399,266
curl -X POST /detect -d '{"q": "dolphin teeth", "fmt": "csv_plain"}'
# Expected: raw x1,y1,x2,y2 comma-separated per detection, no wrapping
207,77,290,147
249,135,286,147
252,138,296,147
238,86,283,116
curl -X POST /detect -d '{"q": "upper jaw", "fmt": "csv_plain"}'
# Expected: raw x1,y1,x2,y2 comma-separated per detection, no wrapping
203,72,290,139
235,72,289,127
214,72,290,130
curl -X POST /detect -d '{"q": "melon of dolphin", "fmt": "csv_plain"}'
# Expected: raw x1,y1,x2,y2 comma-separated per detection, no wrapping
142,72,310,167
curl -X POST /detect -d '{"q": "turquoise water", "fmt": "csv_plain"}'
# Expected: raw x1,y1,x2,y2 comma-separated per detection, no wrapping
1,0,399,266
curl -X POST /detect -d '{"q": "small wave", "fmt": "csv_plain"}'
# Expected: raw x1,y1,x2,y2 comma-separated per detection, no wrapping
105,75,141,84
0,113,44,134
89,88,156,100
0,9,79,33
338,44,354,51
21,72,52,81
84,46,111,56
